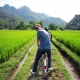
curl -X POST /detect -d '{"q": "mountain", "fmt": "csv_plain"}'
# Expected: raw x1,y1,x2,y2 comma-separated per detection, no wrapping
65,15,80,30
0,4,25,22
0,4,66,26
43,17,66,26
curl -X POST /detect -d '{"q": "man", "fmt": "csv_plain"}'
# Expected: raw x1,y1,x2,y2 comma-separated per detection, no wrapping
44,26,52,40
30,24,53,74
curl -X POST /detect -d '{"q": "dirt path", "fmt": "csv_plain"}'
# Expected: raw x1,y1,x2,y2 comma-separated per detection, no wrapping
9,43,80,80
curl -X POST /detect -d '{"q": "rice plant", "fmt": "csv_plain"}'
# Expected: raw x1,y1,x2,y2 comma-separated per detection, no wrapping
0,30,36,62
51,30,80,55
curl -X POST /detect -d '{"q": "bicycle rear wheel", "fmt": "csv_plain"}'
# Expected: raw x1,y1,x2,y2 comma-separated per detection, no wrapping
43,53,48,77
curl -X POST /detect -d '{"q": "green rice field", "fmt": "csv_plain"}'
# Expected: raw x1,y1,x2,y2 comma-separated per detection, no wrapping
0,30,80,80
51,30,80,55
0,30,36,62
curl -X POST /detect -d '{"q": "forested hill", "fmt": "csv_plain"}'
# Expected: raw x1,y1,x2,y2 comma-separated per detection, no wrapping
0,4,66,26
65,15,80,30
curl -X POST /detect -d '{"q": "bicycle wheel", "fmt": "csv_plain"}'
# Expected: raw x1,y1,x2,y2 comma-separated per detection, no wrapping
43,53,48,77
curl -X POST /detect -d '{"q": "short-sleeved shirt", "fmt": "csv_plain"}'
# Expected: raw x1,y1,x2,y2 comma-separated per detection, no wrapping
37,29,51,50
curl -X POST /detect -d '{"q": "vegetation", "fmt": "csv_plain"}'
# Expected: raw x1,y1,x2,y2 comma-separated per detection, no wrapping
51,30,80,55
51,30,80,74
0,36,36,80
48,23,58,30
0,30,79,80
66,15,80,30
0,30,36,62
0,18,63,30
0,4,66,29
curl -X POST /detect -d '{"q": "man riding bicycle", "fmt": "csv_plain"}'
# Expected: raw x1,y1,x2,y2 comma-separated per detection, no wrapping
30,24,53,75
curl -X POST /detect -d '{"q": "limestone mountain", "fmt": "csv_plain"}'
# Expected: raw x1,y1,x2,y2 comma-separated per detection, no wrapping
0,4,66,26
65,15,80,30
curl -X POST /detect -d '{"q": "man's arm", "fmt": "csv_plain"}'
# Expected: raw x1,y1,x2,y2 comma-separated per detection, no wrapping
37,39,40,46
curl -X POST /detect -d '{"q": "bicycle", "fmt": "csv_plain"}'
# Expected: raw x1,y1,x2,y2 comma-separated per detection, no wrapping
41,52,53,79
30,51,53,78
43,52,48,74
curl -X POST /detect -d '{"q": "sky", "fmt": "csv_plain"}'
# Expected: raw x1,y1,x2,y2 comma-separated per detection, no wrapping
0,0,80,22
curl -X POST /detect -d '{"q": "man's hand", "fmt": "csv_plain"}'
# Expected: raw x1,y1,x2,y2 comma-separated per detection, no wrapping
37,39,40,47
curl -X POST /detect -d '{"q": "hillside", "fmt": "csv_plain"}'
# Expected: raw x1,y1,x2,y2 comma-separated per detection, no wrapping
43,17,66,26
65,15,80,30
0,4,66,26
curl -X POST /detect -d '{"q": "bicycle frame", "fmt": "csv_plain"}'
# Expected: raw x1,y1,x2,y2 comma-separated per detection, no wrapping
43,53,47,74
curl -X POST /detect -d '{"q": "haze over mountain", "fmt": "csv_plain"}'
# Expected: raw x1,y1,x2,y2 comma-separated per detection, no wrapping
0,4,66,26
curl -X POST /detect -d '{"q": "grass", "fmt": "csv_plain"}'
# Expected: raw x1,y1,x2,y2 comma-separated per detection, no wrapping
51,44,72,80
0,37,36,80
13,42,37,80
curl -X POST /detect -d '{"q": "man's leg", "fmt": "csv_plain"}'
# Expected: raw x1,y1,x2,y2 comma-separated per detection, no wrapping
47,49,51,68
32,49,43,72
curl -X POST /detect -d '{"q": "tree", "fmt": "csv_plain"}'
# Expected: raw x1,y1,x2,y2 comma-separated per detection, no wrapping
38,19,44,27
16,21,27,30
29,21,36,29
48,23,57,30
